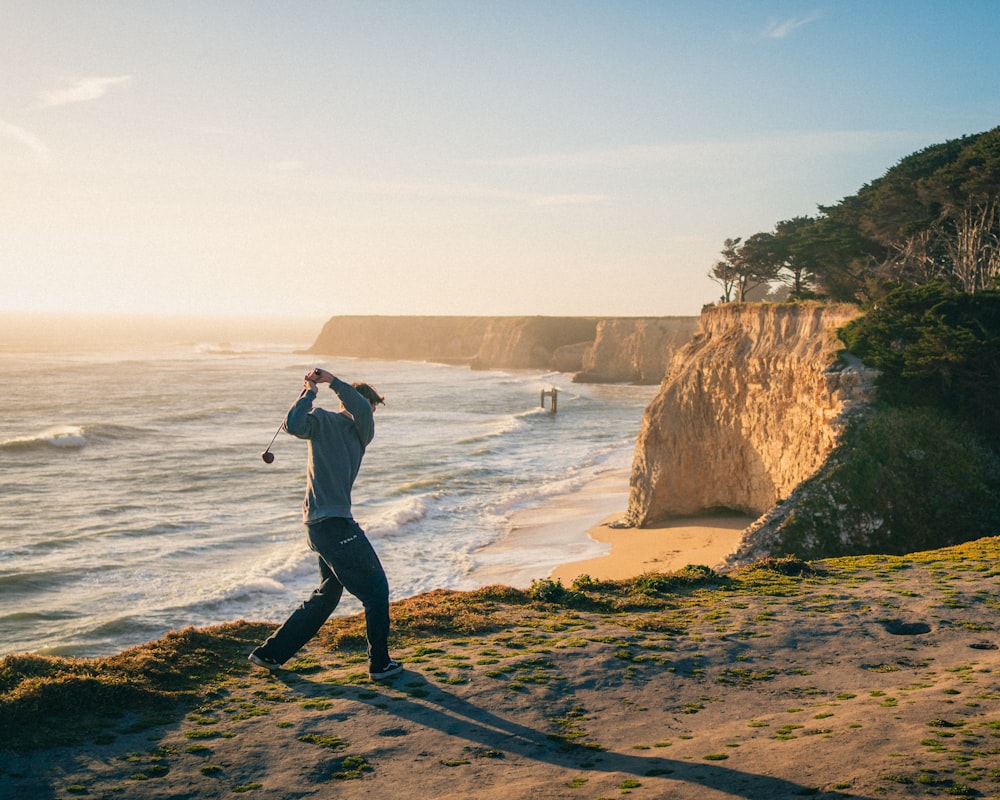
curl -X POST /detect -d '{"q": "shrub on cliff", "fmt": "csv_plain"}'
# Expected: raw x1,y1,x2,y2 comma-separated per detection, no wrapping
773,406,1000,559
838,283,1000,446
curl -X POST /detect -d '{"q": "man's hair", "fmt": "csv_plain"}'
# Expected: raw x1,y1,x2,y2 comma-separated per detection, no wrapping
353,382,385,406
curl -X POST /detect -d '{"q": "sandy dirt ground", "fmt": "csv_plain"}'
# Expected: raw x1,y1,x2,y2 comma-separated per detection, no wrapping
5,541,1000,800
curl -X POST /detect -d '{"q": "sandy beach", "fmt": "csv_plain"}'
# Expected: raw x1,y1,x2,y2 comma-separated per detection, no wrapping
472,469,753,588
551,512,752,583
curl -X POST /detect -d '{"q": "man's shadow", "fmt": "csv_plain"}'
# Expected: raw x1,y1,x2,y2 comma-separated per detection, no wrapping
279,669,877,800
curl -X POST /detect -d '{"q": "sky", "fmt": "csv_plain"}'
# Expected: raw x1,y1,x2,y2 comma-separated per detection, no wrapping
2,1,999,321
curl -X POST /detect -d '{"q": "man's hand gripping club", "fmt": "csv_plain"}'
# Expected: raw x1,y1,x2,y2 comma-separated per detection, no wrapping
304,367,334,392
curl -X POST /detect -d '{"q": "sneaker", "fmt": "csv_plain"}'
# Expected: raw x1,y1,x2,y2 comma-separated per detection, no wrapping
369,659,403,680
248,652,282,671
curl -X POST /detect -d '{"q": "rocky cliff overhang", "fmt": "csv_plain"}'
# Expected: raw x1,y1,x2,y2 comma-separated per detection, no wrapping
627,303,877,525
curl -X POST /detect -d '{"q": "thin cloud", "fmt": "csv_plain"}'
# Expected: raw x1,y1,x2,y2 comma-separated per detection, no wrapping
481,130,921,171
38,75,134,108
763,12,823,39
0,119,51,165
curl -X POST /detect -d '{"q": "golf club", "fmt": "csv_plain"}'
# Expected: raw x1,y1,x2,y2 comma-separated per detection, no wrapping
261,423,283,463
262,370,322,463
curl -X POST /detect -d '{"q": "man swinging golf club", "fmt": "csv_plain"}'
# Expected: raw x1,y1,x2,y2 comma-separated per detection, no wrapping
249,367,402,681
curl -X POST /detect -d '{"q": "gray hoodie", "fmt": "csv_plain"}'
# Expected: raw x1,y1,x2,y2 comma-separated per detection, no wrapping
284,378,374,523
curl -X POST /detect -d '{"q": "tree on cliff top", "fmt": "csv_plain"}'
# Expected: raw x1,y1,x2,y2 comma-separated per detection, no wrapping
712,126,1000,302
709,235,782,302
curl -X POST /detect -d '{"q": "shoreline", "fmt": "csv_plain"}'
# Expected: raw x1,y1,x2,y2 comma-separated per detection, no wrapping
470,469,754,588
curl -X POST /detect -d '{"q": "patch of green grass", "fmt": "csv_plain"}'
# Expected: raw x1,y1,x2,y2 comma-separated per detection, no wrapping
775,724,804,740
296,733,347,750
863,663,900,673
183,729,221,740
285,656,324,674
717,667,778,686
332,755,372,780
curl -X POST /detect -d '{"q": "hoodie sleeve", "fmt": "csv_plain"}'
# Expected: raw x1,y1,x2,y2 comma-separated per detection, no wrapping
284,387,318,439
329,378,374,447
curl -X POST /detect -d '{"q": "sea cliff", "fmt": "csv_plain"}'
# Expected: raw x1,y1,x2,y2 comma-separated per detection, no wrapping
627,303,876,525
308,315,698,384
574,317,699,383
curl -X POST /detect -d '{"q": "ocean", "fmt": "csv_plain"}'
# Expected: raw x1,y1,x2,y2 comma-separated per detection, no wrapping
0,314,657,658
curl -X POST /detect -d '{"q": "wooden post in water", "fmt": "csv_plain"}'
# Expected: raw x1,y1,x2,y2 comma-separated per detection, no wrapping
540,387,558,413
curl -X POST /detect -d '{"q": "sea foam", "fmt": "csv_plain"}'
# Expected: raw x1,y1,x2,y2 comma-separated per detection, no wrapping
1,425,87,450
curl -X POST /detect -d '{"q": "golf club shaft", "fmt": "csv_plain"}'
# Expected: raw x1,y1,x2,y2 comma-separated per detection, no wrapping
264,422,282,452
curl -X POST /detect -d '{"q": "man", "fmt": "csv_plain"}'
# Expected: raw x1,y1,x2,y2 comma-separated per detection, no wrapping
249,367,402,681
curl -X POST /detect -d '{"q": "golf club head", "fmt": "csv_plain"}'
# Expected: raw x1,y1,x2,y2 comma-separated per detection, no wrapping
261,450,275,464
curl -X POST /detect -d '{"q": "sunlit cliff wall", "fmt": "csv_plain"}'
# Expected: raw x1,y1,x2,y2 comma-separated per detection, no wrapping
467,317,598,370
627,303,877,525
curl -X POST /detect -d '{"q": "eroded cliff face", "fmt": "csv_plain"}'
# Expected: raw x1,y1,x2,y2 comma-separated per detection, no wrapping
627,304,876,525
468,317,598,370
574,317,699,384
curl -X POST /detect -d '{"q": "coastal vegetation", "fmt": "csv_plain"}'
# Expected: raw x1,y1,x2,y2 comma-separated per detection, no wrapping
710,126,1000,303
707,126,1000,563
838,283,1000,447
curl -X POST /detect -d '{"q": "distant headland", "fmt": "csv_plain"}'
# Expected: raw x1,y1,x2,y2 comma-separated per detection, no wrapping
307,315,699,385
